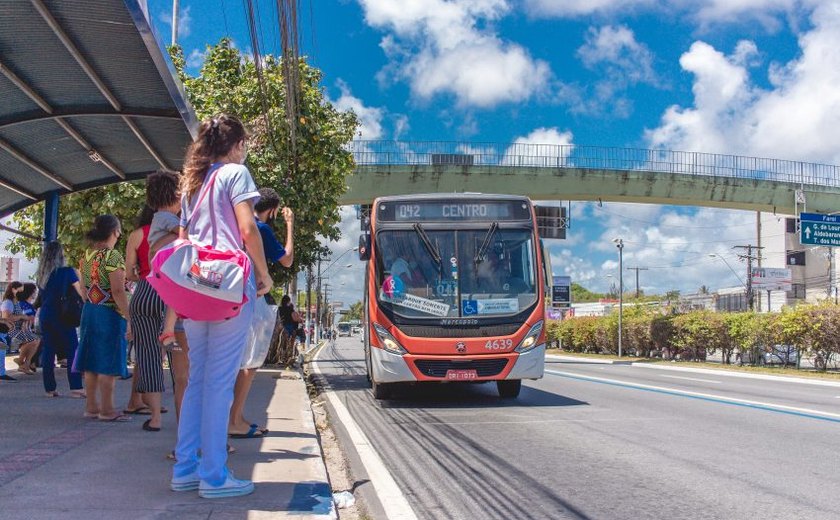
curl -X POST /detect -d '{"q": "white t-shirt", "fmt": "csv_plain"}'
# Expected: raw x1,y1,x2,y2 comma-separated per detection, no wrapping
180,163,260,252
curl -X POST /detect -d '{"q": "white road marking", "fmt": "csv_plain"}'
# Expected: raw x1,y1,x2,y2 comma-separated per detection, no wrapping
546,369,840,421
660,375,721,384
313,343,419,520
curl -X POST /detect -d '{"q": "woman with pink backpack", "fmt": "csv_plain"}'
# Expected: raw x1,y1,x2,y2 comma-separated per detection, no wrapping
163,115,272,498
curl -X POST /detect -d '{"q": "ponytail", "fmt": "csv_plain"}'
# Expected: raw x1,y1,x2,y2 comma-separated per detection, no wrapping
182,114,247,198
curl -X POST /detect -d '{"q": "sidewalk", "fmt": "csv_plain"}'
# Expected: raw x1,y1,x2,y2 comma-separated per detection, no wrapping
0,357,335,519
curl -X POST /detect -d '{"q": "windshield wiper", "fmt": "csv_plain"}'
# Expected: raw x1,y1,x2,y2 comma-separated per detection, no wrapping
413,223,442,273
474,222,499,264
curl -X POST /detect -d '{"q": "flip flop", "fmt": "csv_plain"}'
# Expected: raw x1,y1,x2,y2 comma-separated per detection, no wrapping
69,390,86,399
83,411,99,419
99,414,131,422
228,425,264,439
251,423,269,434
142,419,161,432
123,407,152,415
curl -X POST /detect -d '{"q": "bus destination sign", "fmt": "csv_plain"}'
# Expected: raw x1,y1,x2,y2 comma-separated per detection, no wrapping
378,200,531,222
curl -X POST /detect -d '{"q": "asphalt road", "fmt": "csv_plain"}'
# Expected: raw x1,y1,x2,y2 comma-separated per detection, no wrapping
315,337,840,520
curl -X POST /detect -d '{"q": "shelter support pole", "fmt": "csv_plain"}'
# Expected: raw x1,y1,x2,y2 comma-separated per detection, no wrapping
43,191,59,242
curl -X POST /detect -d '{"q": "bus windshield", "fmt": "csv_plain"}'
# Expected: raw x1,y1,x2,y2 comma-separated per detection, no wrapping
375,228,537,319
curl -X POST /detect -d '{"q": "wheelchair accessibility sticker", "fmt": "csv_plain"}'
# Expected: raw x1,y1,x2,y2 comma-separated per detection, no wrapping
462,299,478,316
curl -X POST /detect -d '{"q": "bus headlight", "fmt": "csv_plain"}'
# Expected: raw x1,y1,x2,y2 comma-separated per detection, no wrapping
515,321,544,353
372,322,407,355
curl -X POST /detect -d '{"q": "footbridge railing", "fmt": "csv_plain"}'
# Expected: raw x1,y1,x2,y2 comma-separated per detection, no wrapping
349,140,840,189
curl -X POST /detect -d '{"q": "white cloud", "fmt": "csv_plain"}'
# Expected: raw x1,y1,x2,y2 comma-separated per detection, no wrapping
159,6,192,40
523,0,806,26
359,0,551,107
574,25,660,116
584,202,763,295
645,2,840,164
577,25,657,84
332,81,385,140
186,48,207,69
523,0,654,18
502,127,574,166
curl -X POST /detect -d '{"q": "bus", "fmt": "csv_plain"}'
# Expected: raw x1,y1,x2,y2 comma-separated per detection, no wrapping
337,323,352,337
358,194,555,399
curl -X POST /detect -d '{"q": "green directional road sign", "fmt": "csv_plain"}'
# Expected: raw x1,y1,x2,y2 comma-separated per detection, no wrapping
800,212,840,247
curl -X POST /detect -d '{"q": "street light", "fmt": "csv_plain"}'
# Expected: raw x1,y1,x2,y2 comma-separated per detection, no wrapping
612,238,624,357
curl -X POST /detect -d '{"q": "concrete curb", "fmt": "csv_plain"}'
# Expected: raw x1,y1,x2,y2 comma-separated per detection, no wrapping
546,353,840,387
546,354,633,365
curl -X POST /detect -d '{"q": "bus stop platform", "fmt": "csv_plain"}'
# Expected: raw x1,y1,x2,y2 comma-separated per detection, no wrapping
0,357,335,519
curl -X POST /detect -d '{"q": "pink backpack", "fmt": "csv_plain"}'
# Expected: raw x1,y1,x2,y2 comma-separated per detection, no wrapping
147,167,251,321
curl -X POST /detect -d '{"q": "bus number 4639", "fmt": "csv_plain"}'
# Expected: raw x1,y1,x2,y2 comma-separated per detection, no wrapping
485,339,513,350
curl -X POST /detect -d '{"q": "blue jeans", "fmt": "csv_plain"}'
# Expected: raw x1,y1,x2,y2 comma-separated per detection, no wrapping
41,320,82,392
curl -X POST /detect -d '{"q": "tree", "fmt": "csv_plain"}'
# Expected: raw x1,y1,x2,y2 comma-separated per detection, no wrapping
9,39,359,287
571,283,605,303
341,301,363,323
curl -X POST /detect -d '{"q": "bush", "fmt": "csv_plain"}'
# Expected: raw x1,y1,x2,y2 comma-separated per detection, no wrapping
549,303,840,369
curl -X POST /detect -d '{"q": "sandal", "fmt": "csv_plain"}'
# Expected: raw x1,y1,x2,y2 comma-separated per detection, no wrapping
83,411,99,419
229,425,264,439
98,414,131,422
142,419,161,432
123,407,152,415
69,390,86,399
45,391,60,398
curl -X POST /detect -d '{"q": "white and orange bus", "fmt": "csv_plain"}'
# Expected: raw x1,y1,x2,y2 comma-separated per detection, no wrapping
358,194,555,399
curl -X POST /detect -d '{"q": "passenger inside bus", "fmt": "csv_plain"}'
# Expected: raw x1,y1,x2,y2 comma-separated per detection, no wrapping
473,243,530,295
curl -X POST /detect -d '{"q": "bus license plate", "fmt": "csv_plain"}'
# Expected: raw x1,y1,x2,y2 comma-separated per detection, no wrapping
446,369,478,381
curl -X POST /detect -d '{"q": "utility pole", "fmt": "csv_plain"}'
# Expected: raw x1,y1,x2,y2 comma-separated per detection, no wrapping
626,266,648,298
305,267,312,351
315,256,323,344
733,245,763,311
171,0,179,46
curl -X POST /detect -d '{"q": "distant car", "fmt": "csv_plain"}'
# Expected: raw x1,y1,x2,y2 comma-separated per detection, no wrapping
764,344,798,366
351,326,361,335
337,323,351,337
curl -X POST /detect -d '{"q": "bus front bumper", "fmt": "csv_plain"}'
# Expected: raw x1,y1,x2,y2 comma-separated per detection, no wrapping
370,344,546,383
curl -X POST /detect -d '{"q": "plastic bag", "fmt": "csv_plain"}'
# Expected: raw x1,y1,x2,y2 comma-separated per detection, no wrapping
240,297,278,369
333,491,356,509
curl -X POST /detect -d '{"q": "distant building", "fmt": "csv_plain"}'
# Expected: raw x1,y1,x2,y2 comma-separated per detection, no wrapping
758,213,837,307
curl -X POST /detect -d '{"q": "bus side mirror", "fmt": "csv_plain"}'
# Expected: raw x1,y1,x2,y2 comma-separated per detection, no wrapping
359,234,371,261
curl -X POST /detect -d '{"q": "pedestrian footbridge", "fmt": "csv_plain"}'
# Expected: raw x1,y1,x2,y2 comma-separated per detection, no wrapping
343,141,840,215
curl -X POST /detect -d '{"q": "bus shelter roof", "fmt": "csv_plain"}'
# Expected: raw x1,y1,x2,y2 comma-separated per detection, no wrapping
0,0,198,218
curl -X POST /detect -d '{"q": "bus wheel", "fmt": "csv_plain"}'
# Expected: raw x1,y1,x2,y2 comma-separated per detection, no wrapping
497,380,521,398
372,379,392,400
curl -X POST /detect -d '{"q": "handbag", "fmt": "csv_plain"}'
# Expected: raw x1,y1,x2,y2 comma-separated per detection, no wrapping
147,166,252,321
59,280,84,328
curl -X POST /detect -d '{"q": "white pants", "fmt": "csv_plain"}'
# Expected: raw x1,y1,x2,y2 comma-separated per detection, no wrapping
173,278,255,486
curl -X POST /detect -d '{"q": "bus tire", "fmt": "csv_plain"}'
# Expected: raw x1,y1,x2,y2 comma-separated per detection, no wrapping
372,379,392,400
497,380,521,398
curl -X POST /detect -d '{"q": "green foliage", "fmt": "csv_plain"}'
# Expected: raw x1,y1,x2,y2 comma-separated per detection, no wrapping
571,283,605,303
340,301,364,322
553,304,840,369
170,40,358,284
9,39,358,286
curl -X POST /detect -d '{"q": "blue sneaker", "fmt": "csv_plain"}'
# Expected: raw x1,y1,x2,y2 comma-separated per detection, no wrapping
198,472,254,499
171,470,200,492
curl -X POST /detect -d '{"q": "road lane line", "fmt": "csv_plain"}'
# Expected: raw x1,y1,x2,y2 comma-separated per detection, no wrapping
313,343,418,520
660,375,721,384
545,369,840,423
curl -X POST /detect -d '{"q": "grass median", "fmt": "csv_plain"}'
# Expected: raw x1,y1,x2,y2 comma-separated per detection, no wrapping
545,349,840,381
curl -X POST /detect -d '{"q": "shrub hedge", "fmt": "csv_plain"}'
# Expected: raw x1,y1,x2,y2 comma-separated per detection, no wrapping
545,303,840,370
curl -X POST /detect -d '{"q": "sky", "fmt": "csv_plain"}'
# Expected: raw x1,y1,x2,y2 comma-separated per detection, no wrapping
10,1,838,304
